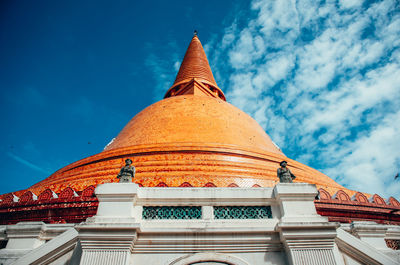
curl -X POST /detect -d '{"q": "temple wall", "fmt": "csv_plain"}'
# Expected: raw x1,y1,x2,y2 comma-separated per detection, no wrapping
0,184,399,265
130,252,286,265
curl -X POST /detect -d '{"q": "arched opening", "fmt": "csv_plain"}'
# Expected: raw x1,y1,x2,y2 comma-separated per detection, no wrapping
190,261,229,265
169,253,249,265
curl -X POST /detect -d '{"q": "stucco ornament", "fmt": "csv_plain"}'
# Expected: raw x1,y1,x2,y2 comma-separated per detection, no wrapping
277,160,296,183
117,159,135,183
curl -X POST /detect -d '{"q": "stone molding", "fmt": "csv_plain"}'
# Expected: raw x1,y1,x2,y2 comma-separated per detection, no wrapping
0,222,75,265
336,228,399,265
277,222,340,265
76,223,138,251
274,183,328,223
277,222,338,248
0,225,5,241
5,222,47,250
386,225,400,240
350,221,390,250
92,183,138,222
11,228,78,265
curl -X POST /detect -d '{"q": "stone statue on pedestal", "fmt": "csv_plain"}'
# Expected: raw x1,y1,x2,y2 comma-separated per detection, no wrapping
117,159,135,183
277,160,296,183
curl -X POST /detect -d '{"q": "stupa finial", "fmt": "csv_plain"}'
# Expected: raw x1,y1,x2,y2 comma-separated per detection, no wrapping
164,33,226,100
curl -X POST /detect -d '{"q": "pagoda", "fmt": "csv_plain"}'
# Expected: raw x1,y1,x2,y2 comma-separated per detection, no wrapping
0,34,399,265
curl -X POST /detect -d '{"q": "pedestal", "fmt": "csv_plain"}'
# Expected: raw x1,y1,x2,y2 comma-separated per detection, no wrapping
274,183,341,265
76,183,140,265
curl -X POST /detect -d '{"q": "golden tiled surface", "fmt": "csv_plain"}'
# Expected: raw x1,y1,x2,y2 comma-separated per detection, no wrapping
104,95,284,155
6,143,353,198
173,35,217,86
164,35,225,100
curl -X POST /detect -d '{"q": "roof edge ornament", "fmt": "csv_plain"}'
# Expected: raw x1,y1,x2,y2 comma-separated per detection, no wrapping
164,33,226,101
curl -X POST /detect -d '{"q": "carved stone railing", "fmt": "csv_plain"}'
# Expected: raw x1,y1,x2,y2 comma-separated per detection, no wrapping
214,206,272,219
142,206,202,220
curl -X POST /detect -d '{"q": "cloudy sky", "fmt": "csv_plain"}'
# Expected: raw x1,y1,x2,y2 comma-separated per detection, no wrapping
1,0,399,198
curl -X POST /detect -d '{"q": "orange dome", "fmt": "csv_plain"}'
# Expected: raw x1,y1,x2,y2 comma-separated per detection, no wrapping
8,33,351,198
104,95,283,154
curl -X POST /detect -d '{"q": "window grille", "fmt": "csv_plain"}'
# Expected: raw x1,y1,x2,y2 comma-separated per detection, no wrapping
143,206,201,220
214,206,272,219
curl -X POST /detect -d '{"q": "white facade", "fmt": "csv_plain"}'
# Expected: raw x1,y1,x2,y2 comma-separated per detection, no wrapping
0,183,399,265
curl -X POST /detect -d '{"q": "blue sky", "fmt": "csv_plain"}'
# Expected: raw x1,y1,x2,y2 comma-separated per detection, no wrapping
1,0,399,199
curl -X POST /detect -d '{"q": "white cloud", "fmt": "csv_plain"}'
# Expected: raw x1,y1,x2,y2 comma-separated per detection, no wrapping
266,56,294,83
229,29,265,69
325,111,400,196
173,61,180,71
339,0,363,10
221,23,237,49
209,0,400,198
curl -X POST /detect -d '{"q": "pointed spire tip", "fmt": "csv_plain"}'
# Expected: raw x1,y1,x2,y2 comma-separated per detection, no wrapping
164,32,226,101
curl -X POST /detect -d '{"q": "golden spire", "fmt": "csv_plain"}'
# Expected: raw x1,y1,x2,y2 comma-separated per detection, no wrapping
164,33,226,100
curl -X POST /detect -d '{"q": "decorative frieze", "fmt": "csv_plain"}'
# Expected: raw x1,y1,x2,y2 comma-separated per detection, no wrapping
291,249,336,265
80,250,129,265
